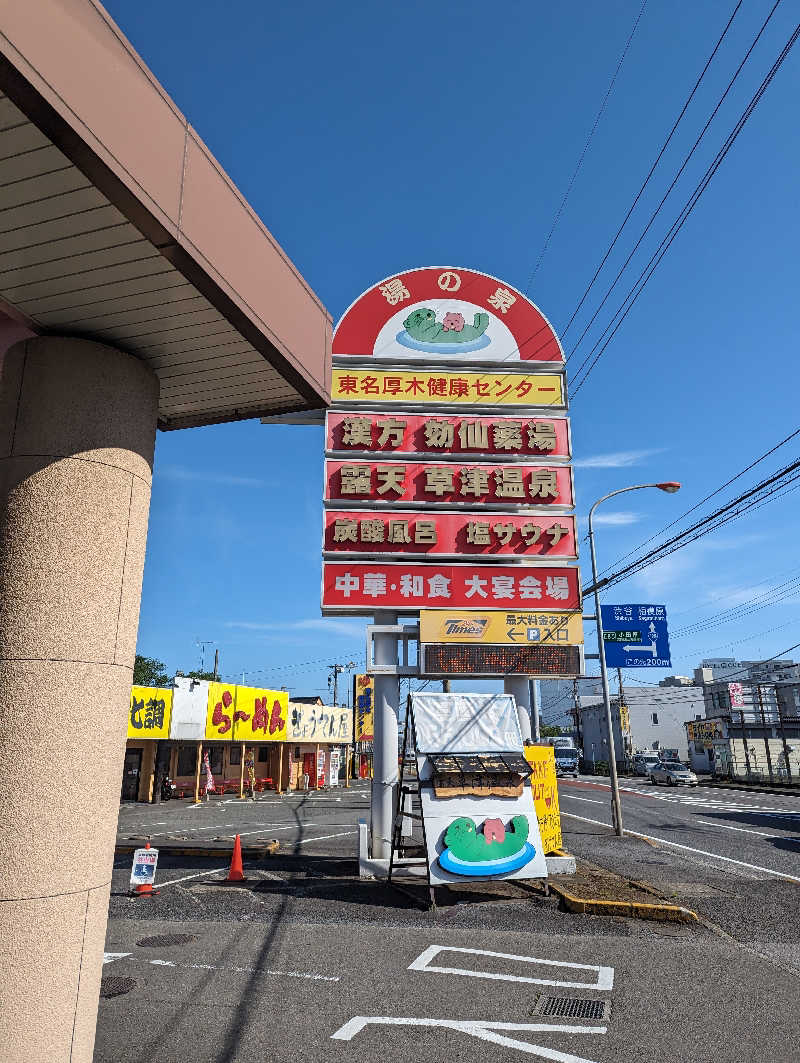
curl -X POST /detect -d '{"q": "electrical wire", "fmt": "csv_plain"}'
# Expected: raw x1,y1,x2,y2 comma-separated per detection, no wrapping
566,0,782,372
560,0,743,342
569,14,800,397
525,0,649,293
584,454,800,595
595,427,800,581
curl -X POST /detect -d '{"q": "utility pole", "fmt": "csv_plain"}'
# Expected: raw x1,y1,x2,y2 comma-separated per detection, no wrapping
757,684,774,785
777,693,793,784
740,710,751,779
572,679,582,750
213,648,219,680
328,661,356,706
195,637,215,674
442,678,450,693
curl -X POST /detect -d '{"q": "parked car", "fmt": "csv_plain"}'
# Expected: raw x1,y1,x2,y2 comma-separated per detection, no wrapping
553,746,580,778
650,760,698,786
632,753,662,776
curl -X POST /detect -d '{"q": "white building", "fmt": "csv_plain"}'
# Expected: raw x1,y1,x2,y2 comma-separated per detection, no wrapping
579,685,706,765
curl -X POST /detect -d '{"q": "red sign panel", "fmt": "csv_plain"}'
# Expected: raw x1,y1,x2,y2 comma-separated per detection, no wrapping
322,562,580,612
324,510,577,559
325,411,571,459
332,266,563,363
324,459,574,508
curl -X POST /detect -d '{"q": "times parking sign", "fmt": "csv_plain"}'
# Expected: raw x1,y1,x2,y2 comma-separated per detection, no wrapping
600,604,671,668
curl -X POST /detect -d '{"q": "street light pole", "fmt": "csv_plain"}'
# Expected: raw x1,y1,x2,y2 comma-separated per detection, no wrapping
587,481,680,837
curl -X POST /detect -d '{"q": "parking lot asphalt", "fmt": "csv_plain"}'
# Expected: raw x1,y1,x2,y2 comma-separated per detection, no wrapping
97,780,800,1062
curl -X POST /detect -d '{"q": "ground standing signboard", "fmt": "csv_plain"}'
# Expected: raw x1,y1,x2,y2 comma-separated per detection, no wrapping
600,604,671,668
322,266,581,862
130,846,158,891
321,266,579,635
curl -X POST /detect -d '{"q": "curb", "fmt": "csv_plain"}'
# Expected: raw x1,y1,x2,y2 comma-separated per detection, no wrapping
115,841,279,859
548,882,698,923
697,781,800,797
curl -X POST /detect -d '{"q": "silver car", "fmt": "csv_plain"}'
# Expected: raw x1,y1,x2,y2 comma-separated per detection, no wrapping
649,760,698,787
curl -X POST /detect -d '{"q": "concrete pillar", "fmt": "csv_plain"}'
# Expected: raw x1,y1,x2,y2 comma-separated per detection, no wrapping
0,337,158,1061
504,676,533,742
371,611,399,860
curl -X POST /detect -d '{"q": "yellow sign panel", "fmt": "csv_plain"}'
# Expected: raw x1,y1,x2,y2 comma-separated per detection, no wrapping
205,681,237,741
205,683,289,742
619,703,630,736
524,744,562,854
234,687,288,743
419,610,583,646
128,686,172,740
332,369,564,407
354,673,374,740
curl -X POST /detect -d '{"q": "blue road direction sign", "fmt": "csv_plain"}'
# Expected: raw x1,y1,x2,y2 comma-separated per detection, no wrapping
600,604,671,668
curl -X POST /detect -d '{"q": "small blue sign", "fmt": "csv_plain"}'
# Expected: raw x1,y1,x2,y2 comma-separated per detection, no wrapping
600,604,671,668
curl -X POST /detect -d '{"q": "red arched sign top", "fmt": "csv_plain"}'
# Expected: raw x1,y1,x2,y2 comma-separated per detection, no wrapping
332,266,563,363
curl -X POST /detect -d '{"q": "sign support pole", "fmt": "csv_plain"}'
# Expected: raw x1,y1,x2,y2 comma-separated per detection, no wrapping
371,610,399,860
588,504,624,837
529,679,541,742
504,676,532,742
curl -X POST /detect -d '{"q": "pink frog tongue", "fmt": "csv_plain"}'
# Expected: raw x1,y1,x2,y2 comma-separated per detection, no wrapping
482,818,506,845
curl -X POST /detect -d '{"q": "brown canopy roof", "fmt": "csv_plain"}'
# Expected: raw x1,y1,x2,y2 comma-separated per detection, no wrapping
0,0,331,429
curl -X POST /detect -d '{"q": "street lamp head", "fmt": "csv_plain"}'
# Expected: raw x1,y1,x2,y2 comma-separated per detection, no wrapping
656,482,681,493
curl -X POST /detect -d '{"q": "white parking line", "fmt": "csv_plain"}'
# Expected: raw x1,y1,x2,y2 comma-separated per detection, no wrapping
154,867,229,889
408,945,613,990
561,811,800,883
332,1016,607,1061
149,958,338,981
560,795,603,804
297,831,357,845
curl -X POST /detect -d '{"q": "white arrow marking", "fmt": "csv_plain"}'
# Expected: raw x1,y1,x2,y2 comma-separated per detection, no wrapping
102,953,131,965
621,640,657,653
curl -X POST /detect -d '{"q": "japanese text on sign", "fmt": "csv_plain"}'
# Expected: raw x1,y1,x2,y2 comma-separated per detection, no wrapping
323,562,580,611
332,370,564,407
325,510,576,558
353,674,374,741
524,745,563,854
288,703,353,744
418,610,584,646
326,412,571,458
205,683,289,742
128,686,172,739
325,460,573,508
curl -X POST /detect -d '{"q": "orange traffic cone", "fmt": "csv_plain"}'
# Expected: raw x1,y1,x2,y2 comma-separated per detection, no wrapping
224,834,247,883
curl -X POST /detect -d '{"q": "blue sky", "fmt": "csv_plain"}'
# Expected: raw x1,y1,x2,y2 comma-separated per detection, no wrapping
107,1,800,700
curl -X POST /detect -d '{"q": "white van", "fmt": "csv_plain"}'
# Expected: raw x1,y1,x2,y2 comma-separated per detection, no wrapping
632,752,661,776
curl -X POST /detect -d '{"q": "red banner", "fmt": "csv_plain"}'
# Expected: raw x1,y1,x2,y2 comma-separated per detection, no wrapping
322,562,580,612
324,510,576,559
325,411,571,459
324,459,573,508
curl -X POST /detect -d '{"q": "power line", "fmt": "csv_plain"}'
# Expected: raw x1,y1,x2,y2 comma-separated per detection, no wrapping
524,0,649,292
595,427,800,581
584,453,800,595
560,0,743,342
567,0,781,371
569,13,800,397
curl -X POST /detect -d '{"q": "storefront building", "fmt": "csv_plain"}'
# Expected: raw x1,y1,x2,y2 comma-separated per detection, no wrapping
124,679,353,800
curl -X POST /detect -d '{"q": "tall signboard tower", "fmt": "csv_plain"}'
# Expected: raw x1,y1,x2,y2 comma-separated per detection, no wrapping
322,267,580,858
